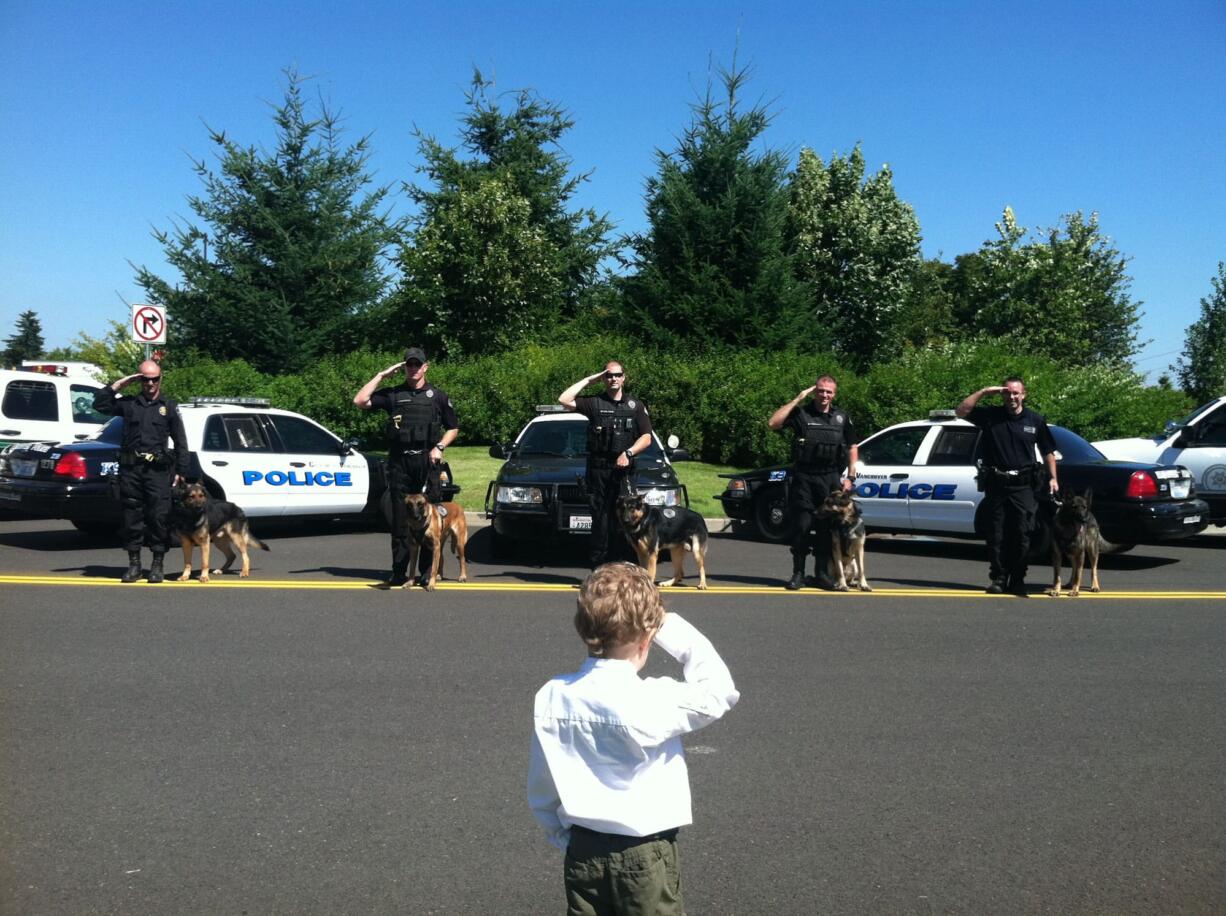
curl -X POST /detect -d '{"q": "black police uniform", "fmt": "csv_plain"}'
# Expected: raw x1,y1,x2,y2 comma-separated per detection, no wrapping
93,386,189,578
784,402,857,583
369,382,458,584
574,391,652,568
966,404,1056,591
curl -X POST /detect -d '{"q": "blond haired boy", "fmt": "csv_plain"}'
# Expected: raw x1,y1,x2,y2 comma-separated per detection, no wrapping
528,562,740,915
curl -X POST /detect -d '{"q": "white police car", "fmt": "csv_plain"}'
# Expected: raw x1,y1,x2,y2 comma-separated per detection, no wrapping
718,411,1208,550
0,397,455,534
1095,396,1226,526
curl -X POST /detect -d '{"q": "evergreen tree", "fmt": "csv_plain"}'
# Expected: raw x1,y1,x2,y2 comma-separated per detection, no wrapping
387,73,615,357
2,310,45,366
622,63,809,350
785,146,922,366
133,69,395,373
1173,262,1226,401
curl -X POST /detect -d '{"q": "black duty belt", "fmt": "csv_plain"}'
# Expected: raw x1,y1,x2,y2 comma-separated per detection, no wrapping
986,465,1039,481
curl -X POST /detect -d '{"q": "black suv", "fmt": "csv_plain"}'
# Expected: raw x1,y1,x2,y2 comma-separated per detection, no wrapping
484,407,690,554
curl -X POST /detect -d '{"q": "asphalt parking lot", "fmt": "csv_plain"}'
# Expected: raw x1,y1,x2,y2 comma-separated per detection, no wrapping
1,518,1223,914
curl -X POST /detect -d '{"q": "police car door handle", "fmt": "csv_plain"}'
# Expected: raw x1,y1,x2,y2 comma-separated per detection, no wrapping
889,473,910,480
289,461,306,468
211,460,229,466
0,429,19,435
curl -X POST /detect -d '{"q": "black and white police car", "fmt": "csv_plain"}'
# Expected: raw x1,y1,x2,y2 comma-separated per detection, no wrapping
484,406,690,554
718,410,1209,551
0,397,458,535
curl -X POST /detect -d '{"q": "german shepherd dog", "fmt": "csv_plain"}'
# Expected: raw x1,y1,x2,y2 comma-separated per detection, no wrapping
171,482,269,583
816,489,872,592
404,493,468,590
615,494,709,589
1045,489,1101,597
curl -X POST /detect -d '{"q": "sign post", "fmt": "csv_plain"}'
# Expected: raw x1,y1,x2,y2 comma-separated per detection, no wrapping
130,303,168,360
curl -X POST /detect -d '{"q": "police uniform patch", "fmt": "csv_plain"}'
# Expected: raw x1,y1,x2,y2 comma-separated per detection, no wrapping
834,413,844,424
427,389,435,398
628,400,636,409
663,507,676,519
159,406,167,416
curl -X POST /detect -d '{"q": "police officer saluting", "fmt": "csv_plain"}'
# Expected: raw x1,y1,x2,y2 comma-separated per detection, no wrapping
94,359,189,583
769,374,858,590
558,361,653,569
354,347,458,587
956,376,1059,595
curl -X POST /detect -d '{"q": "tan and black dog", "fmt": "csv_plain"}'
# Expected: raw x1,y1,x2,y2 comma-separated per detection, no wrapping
404,493,468,590
170,482,269,583
615,494,709,589
1045,489,1102,597
816,489,872,592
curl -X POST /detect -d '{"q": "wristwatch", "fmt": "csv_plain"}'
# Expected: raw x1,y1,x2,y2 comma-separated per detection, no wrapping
625,448,634,459
434,443,446,451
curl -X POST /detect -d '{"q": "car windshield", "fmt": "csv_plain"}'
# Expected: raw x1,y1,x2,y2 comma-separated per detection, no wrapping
1051,426,1105,462
88,416,126,444
516,418,664,459
1168,400,1220,432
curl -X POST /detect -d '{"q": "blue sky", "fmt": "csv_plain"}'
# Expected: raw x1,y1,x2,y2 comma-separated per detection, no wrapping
2,0,1223,381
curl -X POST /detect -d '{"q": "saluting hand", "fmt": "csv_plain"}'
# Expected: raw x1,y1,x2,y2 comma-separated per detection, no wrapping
382,361,406,378
798,385,816,401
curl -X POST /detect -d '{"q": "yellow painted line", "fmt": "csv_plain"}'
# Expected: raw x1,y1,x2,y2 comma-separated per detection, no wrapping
1,574,1224,600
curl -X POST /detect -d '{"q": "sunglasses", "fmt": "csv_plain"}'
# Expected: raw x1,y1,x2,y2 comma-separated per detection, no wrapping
141,376,161,382
405,361,423,369
605,371,624,378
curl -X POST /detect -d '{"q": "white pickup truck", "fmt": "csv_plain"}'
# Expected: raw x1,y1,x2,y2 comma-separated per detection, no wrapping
1095,396,1226,526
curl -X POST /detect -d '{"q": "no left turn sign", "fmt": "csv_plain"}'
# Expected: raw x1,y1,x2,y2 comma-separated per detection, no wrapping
131,304,167,344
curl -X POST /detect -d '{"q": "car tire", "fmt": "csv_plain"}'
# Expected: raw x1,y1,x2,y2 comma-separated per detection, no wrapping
753,485,796,544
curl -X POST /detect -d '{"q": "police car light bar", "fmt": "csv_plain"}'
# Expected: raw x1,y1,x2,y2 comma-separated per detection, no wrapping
929,409,958,420
189,397,272,407
535,404,568,413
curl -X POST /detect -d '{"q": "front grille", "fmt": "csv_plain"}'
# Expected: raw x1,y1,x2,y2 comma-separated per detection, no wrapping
556,484,586,503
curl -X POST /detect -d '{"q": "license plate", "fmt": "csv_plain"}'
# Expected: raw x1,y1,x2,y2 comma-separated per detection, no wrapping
11,459,37,477
1170,480,1190,499
568,515,592,531
1183,514,1201,525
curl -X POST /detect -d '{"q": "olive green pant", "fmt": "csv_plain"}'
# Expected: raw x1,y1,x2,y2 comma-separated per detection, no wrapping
564,828,684,916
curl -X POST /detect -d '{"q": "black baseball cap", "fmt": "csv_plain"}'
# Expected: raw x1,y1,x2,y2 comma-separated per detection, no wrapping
404,347,427,364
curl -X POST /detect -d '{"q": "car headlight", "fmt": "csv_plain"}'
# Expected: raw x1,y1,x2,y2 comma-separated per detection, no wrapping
640,488,680,507
496,485,543,505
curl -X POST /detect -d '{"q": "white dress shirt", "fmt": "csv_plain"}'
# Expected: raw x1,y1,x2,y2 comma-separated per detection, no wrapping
527,613,740,851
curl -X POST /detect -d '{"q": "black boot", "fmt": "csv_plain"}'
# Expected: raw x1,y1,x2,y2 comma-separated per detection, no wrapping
147,552,165,584
785,557,806,590
121,550,143,583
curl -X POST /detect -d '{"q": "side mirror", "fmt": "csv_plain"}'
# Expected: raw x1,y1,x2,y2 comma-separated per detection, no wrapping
488,443,506,459
339,438,358,455
1173,432,1193,449
668,448,692,462
1163,420,1179,437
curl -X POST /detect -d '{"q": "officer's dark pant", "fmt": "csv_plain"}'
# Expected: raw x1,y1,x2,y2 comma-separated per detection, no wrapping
388,451,442,578
586,462,635,568
119,464,173,553
788,468,841,572
983,479,1038,585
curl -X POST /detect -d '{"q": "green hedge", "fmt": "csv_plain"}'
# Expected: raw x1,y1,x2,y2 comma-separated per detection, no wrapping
161,338,1192,467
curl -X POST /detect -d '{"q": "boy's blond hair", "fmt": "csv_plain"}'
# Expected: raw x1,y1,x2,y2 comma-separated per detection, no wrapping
574,562,665,657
